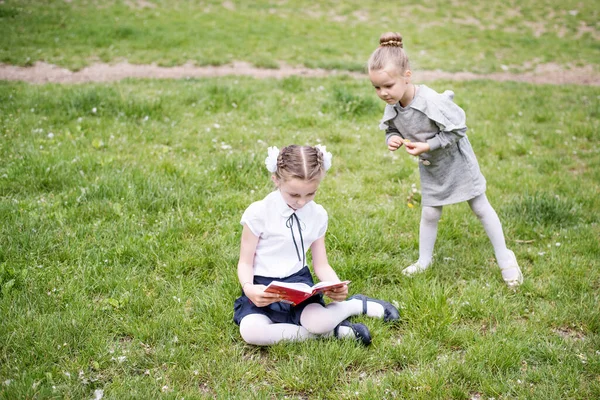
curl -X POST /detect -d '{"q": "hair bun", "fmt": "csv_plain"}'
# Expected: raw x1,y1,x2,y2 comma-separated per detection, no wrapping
379,32,403,48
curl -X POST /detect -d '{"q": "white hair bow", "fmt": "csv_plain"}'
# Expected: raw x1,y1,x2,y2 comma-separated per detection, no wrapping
265,146,279,173
315,145,332,171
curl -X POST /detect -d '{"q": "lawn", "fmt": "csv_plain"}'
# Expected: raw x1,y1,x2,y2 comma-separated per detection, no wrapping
0,0,598,73
1,1,599,399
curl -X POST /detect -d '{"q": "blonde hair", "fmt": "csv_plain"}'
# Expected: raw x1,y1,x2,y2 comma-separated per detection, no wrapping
367,32,410,75
274,145,326,182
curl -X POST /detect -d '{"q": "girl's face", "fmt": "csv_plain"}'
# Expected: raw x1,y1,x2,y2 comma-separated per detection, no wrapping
369,67,413,107
273,176,320,211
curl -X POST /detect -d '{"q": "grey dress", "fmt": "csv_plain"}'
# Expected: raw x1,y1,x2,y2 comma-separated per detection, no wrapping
379,85,486,207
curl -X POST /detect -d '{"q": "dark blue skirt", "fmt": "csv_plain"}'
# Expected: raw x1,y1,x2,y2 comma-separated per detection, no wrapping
233,266,325,326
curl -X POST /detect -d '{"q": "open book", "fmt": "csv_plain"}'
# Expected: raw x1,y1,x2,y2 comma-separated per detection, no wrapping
265,280,351,306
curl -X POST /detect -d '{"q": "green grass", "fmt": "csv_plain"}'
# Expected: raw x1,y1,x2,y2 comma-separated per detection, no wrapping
1,0,599,398
0,0,598,73
0,76,599,399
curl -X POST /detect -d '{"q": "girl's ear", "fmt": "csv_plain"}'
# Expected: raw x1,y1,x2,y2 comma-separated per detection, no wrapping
271,175,279,187
404,69,412,81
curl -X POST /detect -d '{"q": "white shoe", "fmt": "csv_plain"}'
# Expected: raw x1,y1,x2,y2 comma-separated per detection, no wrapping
500,250,523,288
402,262,428,276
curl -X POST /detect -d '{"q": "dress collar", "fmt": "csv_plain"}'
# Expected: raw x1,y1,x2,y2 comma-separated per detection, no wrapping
378,104,398,130
378,85,427,130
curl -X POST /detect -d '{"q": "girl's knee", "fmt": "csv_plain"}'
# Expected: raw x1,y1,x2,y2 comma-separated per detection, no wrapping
421,206,442,223
299,304,334,335
468,195,494,220
239,314,270,345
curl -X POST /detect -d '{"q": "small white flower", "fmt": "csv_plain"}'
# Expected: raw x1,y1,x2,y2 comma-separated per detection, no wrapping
47,132,54,139
92,108,97,113
555,242,561,247
92,389,104,400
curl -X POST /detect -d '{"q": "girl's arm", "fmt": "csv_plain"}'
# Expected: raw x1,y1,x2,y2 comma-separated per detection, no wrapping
405,126,466,156
425,93,468,151
385,124,405,151
407,90,467,155
426,126,467,151
237,225,281,307
311,236,348,301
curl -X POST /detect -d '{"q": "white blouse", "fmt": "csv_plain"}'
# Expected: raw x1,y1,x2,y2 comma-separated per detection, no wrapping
241,190,328,278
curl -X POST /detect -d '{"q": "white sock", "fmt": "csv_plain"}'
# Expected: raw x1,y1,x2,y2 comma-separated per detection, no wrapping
335,325,356,339
239,299,379,346
467,194,513,267
347,298,384,319
417,205,443,267
300,301,368,334
239,314,315,346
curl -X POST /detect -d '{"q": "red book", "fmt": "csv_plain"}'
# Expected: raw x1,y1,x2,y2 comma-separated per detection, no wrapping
264,280,351,306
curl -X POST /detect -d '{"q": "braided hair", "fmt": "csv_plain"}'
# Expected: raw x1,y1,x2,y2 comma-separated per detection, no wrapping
274,145,326,182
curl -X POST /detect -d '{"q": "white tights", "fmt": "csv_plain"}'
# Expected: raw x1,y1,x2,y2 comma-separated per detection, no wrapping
239,299,383,346
418,193,513,268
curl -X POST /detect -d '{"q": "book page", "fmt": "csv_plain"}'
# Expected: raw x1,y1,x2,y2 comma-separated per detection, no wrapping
265,281,313,294
312,280,351,291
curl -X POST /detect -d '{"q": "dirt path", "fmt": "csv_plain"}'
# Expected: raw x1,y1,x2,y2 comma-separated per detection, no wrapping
1,61,598,86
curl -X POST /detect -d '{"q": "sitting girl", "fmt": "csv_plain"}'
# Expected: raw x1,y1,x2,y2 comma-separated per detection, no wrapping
234,144,399,346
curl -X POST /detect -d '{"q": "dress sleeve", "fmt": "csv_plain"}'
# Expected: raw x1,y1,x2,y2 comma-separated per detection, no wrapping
385,121,403,145
425,90,468,151
240,201,264,237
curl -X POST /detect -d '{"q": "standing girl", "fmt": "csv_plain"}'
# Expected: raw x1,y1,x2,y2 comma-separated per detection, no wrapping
234,145,400,346
367,32,523,287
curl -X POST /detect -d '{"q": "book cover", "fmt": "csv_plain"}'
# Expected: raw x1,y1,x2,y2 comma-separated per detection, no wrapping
264,280,351,306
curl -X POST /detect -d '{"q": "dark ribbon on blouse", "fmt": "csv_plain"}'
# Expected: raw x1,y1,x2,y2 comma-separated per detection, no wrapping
285,213,305,267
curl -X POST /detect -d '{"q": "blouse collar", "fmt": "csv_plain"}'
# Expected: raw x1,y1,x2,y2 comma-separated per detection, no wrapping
273,189,308,218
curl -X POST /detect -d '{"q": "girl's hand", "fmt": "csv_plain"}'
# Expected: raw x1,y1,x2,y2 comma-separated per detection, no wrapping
387,136,404,151
244,284,281,307
323,283,349,302
404,141,430,156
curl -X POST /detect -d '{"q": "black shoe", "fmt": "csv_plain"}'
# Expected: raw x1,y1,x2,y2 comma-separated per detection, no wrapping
349,294,400,323
334,320,372,346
